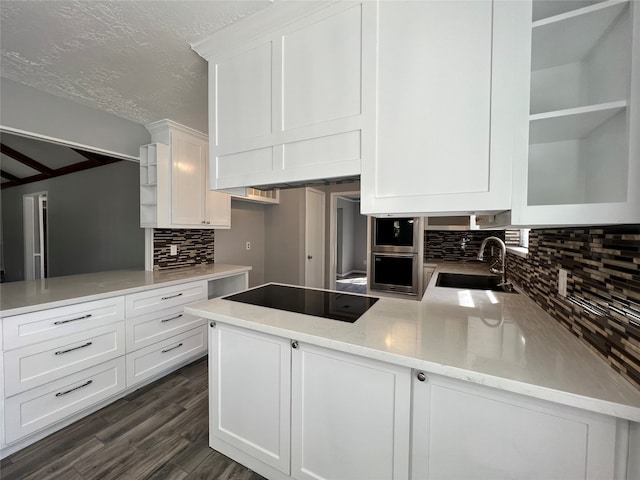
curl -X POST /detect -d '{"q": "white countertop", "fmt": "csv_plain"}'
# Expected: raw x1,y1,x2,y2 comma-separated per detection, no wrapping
186,263,640,422
0,264,252,317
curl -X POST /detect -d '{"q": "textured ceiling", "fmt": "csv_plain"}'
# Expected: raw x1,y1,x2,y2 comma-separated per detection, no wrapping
0,0,272,134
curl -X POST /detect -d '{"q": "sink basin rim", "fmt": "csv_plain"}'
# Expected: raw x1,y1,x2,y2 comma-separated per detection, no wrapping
435,272,517,294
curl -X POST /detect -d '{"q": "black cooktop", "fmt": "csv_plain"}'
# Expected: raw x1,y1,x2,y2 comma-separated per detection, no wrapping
223,284,379,323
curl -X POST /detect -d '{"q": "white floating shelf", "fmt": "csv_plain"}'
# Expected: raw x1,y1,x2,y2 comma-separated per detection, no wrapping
532,1,605,22
531,0,628,70
529,100,627,144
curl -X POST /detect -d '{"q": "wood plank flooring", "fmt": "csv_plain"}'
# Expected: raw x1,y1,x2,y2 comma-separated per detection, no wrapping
0,357,266,480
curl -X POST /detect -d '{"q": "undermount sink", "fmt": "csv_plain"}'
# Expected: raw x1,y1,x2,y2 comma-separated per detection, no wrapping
435,273,518,294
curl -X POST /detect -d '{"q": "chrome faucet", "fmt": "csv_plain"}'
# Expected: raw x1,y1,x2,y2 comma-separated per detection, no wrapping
477,236,508,286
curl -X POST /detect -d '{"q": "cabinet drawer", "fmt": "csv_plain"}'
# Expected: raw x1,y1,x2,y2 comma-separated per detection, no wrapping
125,281,207,318
3,297,125,350
126,325,207,387
126,304,205,352
4,323,125,396
4,357,126,444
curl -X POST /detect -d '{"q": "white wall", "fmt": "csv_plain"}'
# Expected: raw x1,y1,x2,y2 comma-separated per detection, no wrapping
0,78,150,158
214,200,267,287
1,161,144,282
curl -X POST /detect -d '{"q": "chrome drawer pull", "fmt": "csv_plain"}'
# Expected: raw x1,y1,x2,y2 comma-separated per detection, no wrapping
161,314,183,323
161,342,183,353
54,314,92,325
55,341,93,355
161,293,183,300
55,380,93,397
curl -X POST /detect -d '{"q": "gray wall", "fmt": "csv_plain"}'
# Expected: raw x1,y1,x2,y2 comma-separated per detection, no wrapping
265,188,306,286
337,198,355,275
1,161,144,282
336,198,367,275
214,200,267,287
0,78,150,158
353,201,367,271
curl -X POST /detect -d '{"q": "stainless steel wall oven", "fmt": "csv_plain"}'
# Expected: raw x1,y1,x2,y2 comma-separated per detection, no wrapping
370,217,420,296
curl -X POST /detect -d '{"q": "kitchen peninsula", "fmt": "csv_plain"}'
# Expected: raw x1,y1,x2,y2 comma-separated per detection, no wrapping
0,264,250,457
187,263,640,480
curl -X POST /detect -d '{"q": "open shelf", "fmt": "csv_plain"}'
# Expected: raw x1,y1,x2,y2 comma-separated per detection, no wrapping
527,108,628,206
518,0,636,223
529,101,627,144
532,1,606,22
532,0,628,70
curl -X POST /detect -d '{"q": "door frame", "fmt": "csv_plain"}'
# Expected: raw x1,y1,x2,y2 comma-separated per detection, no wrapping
23,191,48,281
304,188,326,288
328,190,361,291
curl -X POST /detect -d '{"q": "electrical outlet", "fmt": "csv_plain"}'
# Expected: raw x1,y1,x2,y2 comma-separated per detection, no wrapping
558,268,568,297
170,245,178,256
246,241,251,251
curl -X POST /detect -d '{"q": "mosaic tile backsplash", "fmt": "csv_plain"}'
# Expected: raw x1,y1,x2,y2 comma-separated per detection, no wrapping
153,229,215,270
506,226,640,390
424,230,506,262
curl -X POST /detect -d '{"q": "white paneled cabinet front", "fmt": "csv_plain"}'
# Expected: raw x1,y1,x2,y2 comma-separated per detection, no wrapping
196,2,371,190
209,323,292,477
361,0,529,216
142,119,231,229
208,323,411,480
291,343,411,480
411,373,621,480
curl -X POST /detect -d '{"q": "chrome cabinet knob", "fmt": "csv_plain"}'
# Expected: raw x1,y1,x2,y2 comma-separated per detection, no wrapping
416,372,427,382
291,341,299,349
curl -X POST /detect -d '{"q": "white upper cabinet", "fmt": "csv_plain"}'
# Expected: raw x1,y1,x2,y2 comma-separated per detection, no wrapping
193,2,371,191
361,0,530,216
141,119,231,229
511,0,640,226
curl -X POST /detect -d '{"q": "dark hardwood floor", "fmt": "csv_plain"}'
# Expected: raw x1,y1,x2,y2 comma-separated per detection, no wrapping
0,357,266,480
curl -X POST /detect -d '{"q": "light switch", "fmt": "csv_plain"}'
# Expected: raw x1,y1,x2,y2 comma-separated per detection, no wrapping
170,245,178,256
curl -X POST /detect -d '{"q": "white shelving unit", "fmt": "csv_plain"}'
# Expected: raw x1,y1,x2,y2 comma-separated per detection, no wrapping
512,0,639,224
139,143,170,228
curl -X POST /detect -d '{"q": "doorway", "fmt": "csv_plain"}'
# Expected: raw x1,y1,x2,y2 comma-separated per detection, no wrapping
23,191,48,280
304,188,326,288
329,191,368,294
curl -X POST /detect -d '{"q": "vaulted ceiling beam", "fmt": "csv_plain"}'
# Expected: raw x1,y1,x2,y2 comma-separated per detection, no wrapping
0,169,22,184
0,143,55,176
71,148,116,166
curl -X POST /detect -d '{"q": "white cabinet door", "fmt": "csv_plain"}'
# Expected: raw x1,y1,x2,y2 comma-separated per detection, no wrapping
205,190,231,228
411,373,619,480
201,2,371,191
361,0,529,216
209,323,291,475
144,119,231,229
171,129,207,226
291,343,411,480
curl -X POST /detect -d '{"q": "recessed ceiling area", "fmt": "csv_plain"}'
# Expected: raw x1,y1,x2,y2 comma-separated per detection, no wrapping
0,131,123,189
0,1,272,134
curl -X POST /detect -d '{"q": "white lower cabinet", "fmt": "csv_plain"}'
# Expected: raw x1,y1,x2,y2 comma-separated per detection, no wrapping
209,323,292,477
126,325,207,387
4,322,125,396
4,358,125,444
411,373,621,480
209,322,632,480
209,323,411,480
291,343,411,480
